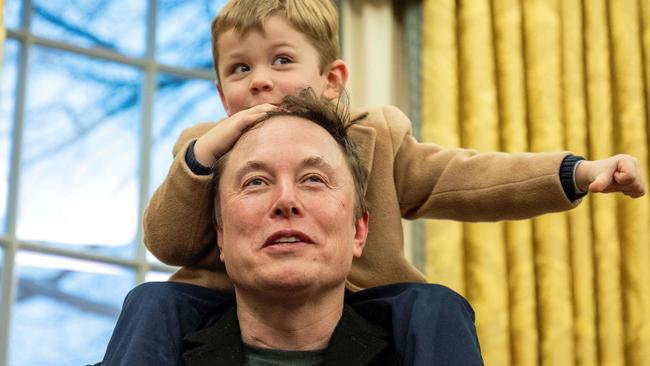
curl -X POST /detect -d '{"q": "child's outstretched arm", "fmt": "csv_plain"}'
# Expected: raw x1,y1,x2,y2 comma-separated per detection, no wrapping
575,154,645,198
144,104,277,267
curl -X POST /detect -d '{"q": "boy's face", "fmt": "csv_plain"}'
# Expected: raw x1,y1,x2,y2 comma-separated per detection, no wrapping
216,16,346,116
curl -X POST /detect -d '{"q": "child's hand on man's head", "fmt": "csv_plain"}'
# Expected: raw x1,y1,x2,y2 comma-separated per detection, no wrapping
575,154,646,198
193,103,278,167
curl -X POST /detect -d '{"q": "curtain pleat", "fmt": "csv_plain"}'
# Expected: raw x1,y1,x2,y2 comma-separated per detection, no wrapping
561,1,598,365
608,1,650,364
422,0,466,295
420,0,650,364
584,1,627,365
458,1,510,365
492,0,538,364
522,1,575,365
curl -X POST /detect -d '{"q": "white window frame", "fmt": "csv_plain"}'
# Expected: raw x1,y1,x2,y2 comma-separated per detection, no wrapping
0,1,215,363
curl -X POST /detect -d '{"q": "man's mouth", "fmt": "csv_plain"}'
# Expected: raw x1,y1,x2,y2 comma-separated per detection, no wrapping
263,230,314,248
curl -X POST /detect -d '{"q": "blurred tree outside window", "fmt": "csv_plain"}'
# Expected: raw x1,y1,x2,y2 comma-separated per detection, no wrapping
0,1,228,364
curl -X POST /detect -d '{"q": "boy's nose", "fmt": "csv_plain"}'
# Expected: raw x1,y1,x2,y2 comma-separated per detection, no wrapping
250,72,274,93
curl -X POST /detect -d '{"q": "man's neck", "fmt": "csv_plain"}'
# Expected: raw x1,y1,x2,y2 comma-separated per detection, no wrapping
235,286,345,351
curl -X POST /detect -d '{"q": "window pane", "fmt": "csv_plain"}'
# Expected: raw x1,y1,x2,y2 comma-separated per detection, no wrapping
1,40,19,235
10,252,133,365
156,0,227,70
148,74,223,264
150,74,224,195
18,47,141,258
4,0,21,29
31,0,146,57
145,270,172,282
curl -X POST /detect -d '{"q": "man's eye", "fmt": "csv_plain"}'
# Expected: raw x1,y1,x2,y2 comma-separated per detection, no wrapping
273,56,292,65
245,178,266,187
232,64,250,74
305,175,325,184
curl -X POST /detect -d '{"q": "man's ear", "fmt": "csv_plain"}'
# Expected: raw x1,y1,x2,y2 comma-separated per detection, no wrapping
216,81,232,116
321,59,348,101
216,224,225,262
352,211,369,258
212,210,226,262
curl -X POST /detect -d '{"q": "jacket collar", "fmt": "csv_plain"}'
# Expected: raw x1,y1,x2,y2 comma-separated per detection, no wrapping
182,304,392,366
348,109,376,191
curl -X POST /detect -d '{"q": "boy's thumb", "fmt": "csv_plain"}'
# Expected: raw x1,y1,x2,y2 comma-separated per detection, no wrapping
588,173,611,193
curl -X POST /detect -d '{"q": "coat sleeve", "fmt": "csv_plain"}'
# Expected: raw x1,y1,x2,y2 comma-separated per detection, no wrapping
382,106,578,221
143,122,220,266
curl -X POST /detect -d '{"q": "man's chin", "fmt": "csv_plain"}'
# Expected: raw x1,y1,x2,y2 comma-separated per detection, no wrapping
253,272,344,298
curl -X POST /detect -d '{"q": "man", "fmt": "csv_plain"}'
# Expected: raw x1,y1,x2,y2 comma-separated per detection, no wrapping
179,91,484,365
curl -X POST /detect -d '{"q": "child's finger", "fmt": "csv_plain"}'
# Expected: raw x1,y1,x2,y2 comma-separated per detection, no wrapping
588,173,611,193
613,170,635,185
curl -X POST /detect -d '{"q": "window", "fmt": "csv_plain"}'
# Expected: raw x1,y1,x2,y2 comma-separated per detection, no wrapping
0,0,227,364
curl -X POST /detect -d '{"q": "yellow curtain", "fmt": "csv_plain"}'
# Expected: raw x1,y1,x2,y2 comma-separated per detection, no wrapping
422,1,650,365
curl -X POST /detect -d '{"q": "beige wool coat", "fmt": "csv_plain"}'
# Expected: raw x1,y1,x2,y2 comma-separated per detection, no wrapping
145,105,577,292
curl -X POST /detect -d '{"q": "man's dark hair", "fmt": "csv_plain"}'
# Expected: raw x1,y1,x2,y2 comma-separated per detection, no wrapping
212,89,369,225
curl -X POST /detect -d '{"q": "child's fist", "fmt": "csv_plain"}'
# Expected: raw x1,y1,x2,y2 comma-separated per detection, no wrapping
194,103,278,166
576,154,645,198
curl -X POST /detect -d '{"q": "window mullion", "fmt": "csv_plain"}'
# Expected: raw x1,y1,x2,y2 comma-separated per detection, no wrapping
0,0,34,363
134,0,159,284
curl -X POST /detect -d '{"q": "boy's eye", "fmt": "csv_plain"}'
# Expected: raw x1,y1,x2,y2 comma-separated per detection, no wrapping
232,64,250,74
273,56,292,65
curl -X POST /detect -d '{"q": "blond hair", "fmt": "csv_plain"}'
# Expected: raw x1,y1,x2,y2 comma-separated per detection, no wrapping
211,0,340,83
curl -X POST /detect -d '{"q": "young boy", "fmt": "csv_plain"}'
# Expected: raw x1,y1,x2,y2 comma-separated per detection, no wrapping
101,0,644,364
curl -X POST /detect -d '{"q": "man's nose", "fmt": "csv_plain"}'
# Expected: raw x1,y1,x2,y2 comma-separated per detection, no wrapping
271,182,302,218
249,69,273,94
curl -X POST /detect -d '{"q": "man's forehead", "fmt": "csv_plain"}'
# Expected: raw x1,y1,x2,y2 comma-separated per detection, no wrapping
223,117,346,173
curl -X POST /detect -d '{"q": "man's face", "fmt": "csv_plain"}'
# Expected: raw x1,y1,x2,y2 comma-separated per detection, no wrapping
216,16,337,116
216,116,368,294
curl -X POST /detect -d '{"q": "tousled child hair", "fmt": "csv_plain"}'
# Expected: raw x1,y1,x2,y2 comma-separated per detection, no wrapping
211,0,340,84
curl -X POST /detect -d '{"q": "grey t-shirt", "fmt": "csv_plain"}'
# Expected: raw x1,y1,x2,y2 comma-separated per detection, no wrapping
243,343,325,366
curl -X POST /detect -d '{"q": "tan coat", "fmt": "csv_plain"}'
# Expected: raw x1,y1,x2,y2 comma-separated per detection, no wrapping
145,106,577,292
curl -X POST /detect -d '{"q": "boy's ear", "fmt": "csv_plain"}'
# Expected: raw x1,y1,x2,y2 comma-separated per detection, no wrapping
322,59,348,101
216,81,232,116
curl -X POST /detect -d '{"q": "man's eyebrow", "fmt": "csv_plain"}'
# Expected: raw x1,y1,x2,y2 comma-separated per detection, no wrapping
234,157,335,181
300,156,335,173
234,161,269,182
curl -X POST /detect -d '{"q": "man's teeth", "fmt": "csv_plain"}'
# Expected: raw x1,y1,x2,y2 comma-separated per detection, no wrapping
274,236,301,243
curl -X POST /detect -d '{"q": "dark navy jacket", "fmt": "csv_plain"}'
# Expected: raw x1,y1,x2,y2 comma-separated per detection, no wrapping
182,304,398,366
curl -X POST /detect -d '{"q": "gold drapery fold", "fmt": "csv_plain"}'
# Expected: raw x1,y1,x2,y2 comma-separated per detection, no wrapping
561,1,597,365
421,0,650,365
608,0,650,364
492,0,538,364
458,1,510,364
422,0,465,295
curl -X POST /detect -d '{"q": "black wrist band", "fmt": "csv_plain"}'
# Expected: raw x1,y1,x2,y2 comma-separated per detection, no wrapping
185,139,213,176
559,155,586,202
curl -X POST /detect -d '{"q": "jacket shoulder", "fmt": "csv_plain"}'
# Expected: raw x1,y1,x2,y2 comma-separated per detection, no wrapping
172,122,218,156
